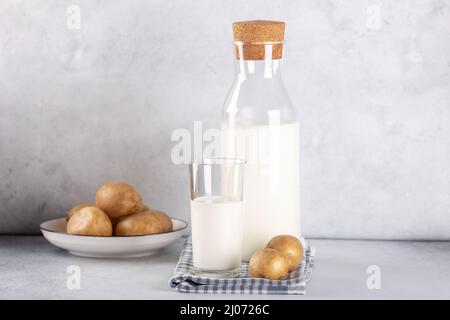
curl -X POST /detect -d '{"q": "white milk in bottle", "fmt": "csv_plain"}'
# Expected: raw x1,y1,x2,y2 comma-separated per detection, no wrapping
222,123,300,260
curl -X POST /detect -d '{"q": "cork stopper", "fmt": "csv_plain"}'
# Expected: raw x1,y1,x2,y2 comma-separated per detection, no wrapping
232,20,285,60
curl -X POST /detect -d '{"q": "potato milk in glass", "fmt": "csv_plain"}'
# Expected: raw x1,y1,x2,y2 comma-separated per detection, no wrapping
189,159,245,274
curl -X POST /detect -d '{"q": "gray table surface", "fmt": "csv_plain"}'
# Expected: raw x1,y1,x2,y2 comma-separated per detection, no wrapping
0,236,449,299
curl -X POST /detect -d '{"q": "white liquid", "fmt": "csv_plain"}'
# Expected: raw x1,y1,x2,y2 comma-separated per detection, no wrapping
190,196,243,270
222,123,301,260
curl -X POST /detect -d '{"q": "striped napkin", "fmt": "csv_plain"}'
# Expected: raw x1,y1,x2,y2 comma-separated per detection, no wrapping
169,238,315,295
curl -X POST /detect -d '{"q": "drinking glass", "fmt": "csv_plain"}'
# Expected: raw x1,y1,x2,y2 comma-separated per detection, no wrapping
189,158,245,276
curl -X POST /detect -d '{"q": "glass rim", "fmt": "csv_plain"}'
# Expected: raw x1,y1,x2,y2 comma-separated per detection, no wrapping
190,157,246,166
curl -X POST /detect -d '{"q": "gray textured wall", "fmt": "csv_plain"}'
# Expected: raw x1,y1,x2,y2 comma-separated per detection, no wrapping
1,0,449,238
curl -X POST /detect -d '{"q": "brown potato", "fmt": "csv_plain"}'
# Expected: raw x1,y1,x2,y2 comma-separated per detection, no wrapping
151,210,173,233
95,181,144,219
248,248,289,280
115,211,164,236
266,235,304,272
67,206,112,236
66,203,95,221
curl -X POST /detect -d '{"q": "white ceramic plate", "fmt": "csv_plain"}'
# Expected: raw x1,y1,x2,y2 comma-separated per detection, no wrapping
40,217,188,258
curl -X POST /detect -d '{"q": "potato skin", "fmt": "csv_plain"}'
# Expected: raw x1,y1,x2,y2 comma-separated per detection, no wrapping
95,181,144,219
266,235,304,272
151,210,173,233
110,204,151,227
248,248,289,280
66,203,94,221
115,210,164,236
67,206,112,236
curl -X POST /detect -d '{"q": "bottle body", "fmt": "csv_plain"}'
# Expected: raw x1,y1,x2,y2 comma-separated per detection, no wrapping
221,43,301,260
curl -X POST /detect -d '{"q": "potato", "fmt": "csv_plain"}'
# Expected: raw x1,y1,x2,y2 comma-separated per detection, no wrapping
115,211,164,236
266,235,304,272
66,203,94,221
95,181,144,219
248,248,289,280
151,210,173,233
67,206,112,236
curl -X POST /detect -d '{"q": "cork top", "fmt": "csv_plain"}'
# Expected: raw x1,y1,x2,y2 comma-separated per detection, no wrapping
232,20,285,44
232,20,285,60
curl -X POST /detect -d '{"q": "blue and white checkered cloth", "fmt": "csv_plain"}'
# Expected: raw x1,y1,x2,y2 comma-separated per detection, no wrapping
169,238,315,295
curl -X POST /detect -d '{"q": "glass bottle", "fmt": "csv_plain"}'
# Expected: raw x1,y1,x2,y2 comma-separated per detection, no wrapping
221,21,301,260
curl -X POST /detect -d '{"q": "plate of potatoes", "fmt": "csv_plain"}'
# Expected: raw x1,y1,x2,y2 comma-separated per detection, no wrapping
40,181,188,258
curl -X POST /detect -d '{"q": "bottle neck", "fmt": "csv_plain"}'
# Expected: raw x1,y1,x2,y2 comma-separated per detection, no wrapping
234,58,282,80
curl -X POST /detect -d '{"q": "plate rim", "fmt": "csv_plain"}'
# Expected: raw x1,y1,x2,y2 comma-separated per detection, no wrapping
40,217,188,239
